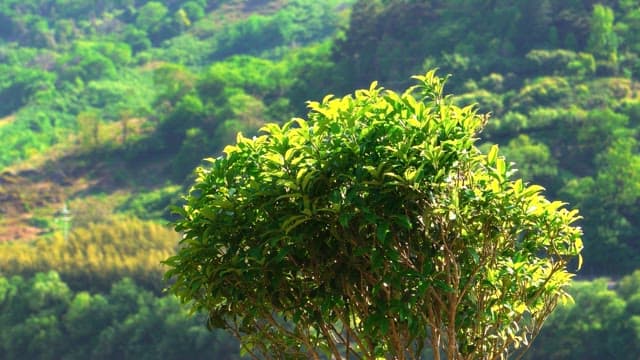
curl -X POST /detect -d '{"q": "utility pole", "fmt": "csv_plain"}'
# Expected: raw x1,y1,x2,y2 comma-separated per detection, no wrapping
58,202,72,241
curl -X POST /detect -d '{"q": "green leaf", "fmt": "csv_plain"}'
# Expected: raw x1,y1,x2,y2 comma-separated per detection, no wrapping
469,248,480,264
393,214,412,230
404,167,418,182
487,144,499,165
339,212,351,227
522,184,545,197
199,207,217,221
496,158,506,178
301,169,320,191
281,215,310,234
377,222,390,243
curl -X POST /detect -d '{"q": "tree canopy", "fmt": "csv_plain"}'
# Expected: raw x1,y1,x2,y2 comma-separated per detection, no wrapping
165,71,583,359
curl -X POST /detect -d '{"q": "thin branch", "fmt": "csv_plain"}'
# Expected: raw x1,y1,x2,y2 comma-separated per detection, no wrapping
225,320,261,360
335,309,367,360
318,322,344,360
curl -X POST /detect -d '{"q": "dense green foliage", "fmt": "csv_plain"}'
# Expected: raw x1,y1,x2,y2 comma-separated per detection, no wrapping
0,0,350,169
0,271,241,360
1,0,640,358
526,270,640,360
166,72,582,359
331,0,640,90
327,0,640,277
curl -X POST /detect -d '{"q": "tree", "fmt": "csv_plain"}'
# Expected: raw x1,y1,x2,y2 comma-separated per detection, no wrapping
164,71,583,359
135,2,168,34
560,137,640,276
76,109,101,151
587,4,618,63
182,2,205,22
0,273,242,359
525,279,627,360
618,9,640,54
500,135,559,190
515,0,553,52
332,0,384,88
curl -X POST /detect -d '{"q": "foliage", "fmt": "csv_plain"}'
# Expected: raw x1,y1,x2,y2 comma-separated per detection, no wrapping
0,218,179,292
0,0,348,171
117,185,183,222
560,137,640,276
0,272,242,360
0,64,55,117
2,0,640,356
526,270,640,359
165,72,583,359
499,135,559,187
587,5,618,63
525,49,596,78
209,0,346,60
284,41,338,115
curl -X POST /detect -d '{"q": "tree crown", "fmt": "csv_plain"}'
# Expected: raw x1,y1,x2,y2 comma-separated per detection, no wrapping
164,71,583,359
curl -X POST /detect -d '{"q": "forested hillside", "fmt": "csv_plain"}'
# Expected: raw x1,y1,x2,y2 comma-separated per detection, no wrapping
0,0,639,358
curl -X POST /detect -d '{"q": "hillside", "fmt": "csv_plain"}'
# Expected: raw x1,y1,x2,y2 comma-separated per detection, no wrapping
0,0,351,243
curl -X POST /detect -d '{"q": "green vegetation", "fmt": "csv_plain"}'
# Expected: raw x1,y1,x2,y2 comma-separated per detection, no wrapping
0,0,350,169
0,218,178,292
527,270,640,360
166,72,583,359
0,271,241,360
0,0,639,358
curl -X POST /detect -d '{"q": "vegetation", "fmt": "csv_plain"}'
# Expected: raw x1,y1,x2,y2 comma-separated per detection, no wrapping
0,271,241,360
527,270,640,360
165,72,583,359
0,0,639,358
0,218,178,292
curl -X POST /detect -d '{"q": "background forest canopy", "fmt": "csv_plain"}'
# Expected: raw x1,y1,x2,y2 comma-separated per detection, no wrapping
0,0,639,358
